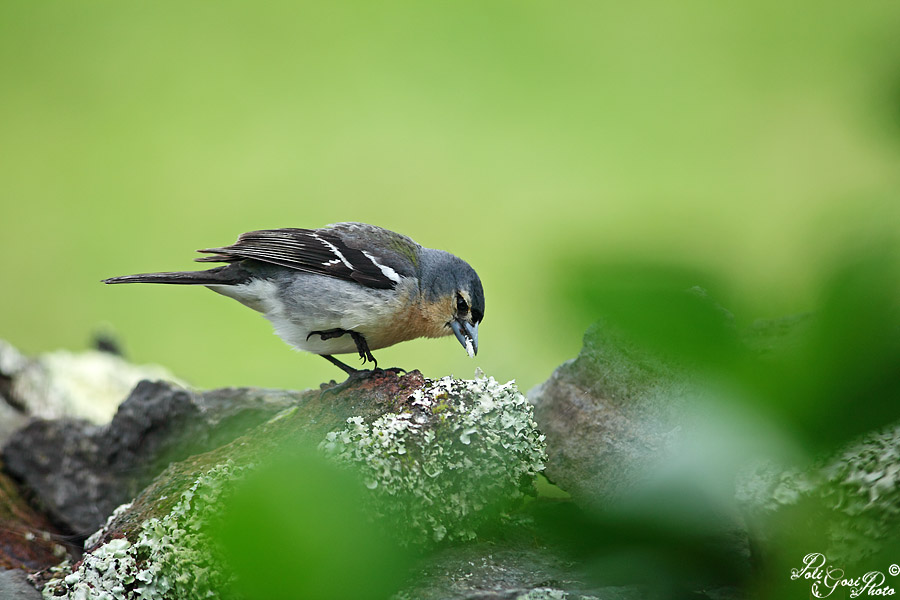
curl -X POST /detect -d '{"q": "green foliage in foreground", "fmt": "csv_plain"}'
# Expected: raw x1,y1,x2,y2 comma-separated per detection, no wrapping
541,242,900,598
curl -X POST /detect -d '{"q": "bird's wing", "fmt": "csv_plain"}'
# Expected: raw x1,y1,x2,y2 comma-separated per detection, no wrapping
195,224,420,290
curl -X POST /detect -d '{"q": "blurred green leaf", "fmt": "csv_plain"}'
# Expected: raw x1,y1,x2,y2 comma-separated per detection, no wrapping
3,0,900,392
562,261,740,368
745,247,900,449
547,240,900,597
557,242,900,454
532,495,750,596
209,446,413,600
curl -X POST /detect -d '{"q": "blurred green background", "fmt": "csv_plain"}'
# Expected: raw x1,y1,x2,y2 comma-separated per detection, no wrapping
1,0,898,391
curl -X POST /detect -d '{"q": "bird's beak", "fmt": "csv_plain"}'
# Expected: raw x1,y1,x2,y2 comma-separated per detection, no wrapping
450,319,479,358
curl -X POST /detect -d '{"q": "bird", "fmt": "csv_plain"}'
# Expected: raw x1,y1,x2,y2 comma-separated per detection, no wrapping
103,222,484,376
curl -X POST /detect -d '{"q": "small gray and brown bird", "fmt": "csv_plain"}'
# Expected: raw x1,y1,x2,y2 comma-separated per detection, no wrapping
103,222,484,375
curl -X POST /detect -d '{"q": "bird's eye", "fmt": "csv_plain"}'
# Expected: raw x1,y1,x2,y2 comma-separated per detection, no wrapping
456,293,469,315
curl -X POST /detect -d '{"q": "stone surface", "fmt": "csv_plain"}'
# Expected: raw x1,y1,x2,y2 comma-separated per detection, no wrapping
0,568,42,600
0,401,26,451
6,317,816,599
2,380,300,536
321,376,546,543
0,339,183,425
528,321,692,506
395,502,742,600
394,522,609,600
738,422,900,567
0,466,66,574
81,370,430,548
528,313,817,508
42,463,246,600
40,372,550,599
0,341,29,449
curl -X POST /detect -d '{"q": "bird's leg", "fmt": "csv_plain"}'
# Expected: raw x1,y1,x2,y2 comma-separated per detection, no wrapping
308,328,378,368
320,354,362,375
310,330,405,398
309,329,368,376
346,333,408,375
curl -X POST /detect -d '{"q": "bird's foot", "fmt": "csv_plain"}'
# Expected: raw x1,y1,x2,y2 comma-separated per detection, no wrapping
348,331,377,366
374,366,406,375
319,362,406,397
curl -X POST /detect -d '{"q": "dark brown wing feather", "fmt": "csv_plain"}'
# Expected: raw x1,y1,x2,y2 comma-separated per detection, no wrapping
195,226,418,289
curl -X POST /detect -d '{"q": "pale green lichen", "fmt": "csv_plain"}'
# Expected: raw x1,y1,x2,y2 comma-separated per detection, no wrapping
43,461,247,600
817,424,900,561
515,589,600,600
320,375,547,543
738,424,900,564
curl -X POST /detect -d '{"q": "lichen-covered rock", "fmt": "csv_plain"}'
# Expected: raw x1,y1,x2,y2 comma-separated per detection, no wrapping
81,371,429,552
3,380,299,535
515,589,599,600
42,461,247,600
738,423,900,566
37,371,548,597
320,375,547,543
0,339,183,425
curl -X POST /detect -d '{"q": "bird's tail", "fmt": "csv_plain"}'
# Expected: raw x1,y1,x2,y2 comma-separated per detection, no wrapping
102,265,248,286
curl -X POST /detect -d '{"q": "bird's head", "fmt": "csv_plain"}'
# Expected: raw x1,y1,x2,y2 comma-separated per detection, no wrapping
419,249,484,357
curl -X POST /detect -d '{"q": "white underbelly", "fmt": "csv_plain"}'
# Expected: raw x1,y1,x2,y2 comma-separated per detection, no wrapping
208,276,418,356
268,317,367,355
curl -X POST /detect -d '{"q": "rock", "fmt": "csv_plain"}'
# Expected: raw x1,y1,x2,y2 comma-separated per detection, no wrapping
526,316,758,596
0,341,28,378
528,312,816,508
394,522,610,600
395,502,739,600
40,373,549,599
0,341,29,449
531,311,896,594
0,568,42,600
528,321,692,506
0,339,183,425
41,464,246,600
321,376,546,543
2,380,300,536
78,371,429,547
0,467,66,574
0,401,26,452
737,422,900,568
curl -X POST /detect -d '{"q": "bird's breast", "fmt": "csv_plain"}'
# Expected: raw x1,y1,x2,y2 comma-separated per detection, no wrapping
250,274,446,355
